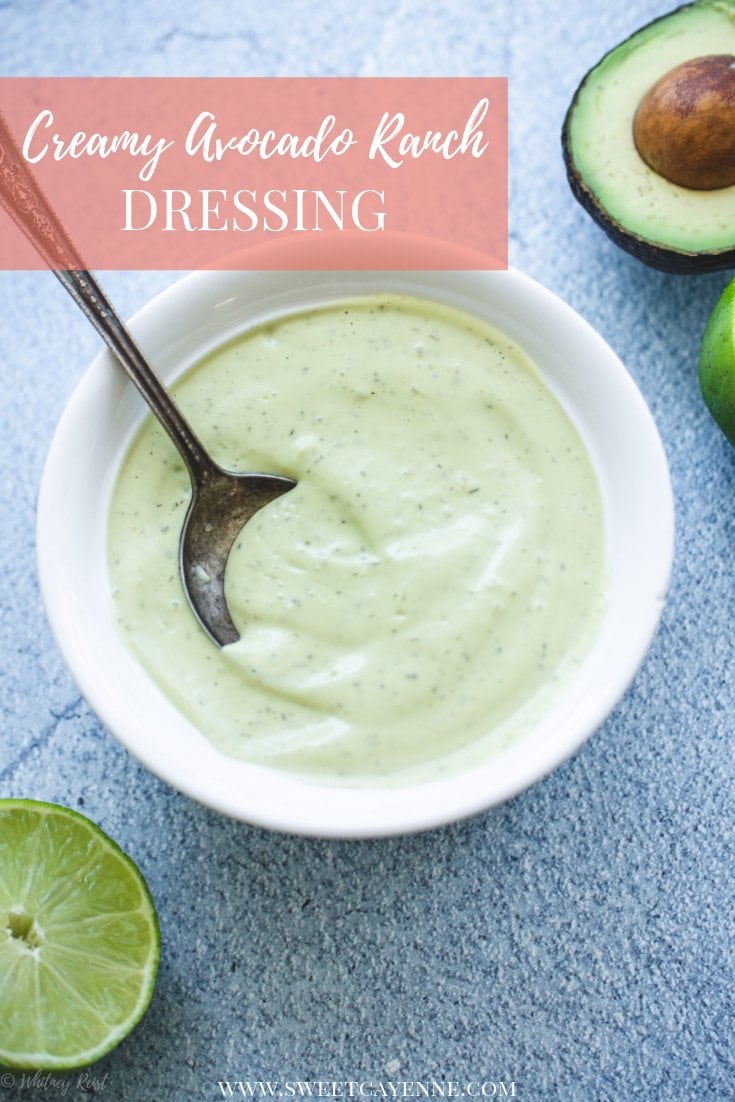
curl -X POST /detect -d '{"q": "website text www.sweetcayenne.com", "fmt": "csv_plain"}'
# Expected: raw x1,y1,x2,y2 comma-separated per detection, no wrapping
216,1082,518,1099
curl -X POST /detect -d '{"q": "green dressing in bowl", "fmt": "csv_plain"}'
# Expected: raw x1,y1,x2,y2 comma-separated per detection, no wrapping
108,293,606,785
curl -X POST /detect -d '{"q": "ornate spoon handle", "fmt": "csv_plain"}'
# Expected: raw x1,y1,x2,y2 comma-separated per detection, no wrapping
0,110,216,482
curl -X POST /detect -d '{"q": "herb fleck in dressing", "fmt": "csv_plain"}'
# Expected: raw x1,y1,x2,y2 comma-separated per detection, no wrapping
108,294,606,784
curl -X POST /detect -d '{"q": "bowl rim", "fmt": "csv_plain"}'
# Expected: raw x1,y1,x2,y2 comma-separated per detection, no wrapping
36,264,675,838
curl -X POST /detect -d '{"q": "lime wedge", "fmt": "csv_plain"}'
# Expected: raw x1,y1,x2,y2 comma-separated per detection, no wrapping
0,799,160,1071
699,275,735,447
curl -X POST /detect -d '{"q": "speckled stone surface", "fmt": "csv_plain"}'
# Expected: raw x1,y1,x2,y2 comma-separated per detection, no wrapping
1,2,733,1100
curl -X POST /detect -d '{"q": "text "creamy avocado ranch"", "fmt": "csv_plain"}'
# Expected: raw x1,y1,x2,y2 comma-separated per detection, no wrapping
108,293,607,785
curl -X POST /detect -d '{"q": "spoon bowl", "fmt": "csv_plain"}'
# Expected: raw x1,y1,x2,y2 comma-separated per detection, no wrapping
181,467,296,645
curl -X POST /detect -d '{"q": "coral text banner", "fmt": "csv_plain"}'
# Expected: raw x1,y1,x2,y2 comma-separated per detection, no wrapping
0,78,507,270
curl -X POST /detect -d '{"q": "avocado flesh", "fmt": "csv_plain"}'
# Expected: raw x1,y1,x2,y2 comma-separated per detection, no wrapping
563,0,735,272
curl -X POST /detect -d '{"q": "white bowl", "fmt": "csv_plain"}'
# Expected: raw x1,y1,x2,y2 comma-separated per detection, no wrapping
37,266,674,838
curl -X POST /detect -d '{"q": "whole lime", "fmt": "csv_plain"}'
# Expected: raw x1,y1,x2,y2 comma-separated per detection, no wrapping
699,276,735,447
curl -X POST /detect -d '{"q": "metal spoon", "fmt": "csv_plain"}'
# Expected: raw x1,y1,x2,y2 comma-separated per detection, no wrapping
0,112,296,646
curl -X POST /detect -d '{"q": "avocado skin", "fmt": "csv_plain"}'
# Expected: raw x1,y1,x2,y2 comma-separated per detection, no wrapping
561,2,735,275
699,277,735,446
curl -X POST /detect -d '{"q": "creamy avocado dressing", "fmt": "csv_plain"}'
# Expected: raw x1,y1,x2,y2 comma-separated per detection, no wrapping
108,293,606,784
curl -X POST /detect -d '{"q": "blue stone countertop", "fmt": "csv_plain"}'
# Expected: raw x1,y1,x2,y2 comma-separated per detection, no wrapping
1,2,733,1100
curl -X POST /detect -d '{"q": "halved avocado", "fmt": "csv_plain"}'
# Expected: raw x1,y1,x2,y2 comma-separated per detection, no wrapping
562,0,735,273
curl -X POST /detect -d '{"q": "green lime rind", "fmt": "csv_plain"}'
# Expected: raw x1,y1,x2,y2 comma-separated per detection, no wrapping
699,276,735,448
0,799,160,1072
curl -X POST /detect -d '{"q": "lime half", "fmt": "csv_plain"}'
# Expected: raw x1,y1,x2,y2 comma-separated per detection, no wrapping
0,799,160,1071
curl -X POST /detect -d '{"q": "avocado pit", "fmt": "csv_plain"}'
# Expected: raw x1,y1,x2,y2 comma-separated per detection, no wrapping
633,54,735,190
